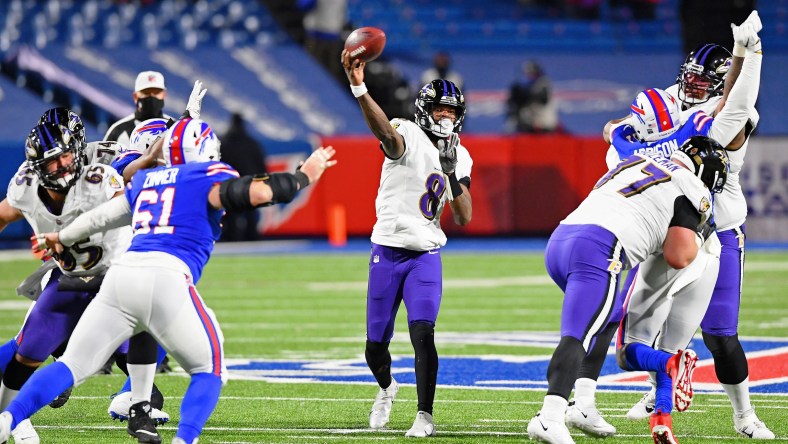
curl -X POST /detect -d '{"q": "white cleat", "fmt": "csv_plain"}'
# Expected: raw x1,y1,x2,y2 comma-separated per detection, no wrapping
734,410,776,439
565,399,616,437
627,390,656,421
0,412,12,443
108,391,170,425
405,411,435,438
11,418,39,444
527,412,575,444
369,379,399,429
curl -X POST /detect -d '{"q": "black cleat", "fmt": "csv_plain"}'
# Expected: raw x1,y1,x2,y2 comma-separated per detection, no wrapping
150,383,164,411
156,356,172,374
95,356,115,375
127,401,162,444
49,386,73,409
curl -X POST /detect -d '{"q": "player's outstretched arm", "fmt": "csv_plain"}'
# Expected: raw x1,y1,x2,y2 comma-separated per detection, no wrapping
0,199,24,233
121,137,165,182
33,191,131,255
210,146,337,211
341,50,405,159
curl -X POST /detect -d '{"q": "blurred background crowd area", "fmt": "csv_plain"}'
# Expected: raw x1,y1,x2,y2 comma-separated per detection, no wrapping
1,0,786,244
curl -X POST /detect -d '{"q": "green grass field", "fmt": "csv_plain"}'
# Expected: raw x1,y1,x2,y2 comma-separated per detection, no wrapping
0,251,787,443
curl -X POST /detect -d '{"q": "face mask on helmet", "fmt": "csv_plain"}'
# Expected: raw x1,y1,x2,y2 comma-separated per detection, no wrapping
130,118,169,152
415,79,466,137
25,122,84,192
630,88,681,142
39,107,87,152
162,118,221,166
670,135,729,193
676,43,731,106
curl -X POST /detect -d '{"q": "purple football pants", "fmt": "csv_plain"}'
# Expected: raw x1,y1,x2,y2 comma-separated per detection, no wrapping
544,224,628,351
366,243,442,343
17,269,95,362
700,226,745,336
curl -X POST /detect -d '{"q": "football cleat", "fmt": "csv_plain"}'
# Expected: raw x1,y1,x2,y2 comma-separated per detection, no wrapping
48,387,73,409
565,399,616,437
404,411,436,438
734,409,776,439
666,349,698,412
527,412,575,444
109,391,170,425
11,418,39,444
369,378,399,429
627,390,656,420
127,401,162,444
651,410,679,444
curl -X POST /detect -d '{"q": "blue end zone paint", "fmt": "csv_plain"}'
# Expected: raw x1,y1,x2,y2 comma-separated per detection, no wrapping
227,338,788,394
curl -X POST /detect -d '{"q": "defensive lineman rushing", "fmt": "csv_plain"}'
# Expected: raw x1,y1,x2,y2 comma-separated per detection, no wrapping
570,12,770,442
526,134,729,444
563,12,769,442
341,48,473,437
1,118,336,444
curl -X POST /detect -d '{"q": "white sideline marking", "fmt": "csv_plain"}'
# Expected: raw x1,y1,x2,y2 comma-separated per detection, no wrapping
0,300,34,310
309,275,554,291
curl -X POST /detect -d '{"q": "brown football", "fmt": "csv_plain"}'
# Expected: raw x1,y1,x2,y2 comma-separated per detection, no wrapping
344,27,386,62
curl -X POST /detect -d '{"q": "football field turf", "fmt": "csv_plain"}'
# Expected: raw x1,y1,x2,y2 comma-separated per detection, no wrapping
0,251,786,443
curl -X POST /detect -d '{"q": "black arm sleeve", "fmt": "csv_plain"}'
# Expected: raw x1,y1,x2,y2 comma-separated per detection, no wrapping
670,196,702,230
219,172,310,213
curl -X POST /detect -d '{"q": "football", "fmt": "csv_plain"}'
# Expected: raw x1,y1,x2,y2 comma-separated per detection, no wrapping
344,27,386,62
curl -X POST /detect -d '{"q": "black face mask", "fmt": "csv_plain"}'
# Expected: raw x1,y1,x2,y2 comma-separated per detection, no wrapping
135,96,164,121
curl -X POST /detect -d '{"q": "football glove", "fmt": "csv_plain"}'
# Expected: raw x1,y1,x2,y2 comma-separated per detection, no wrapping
186,80,207,119
437,133,459,174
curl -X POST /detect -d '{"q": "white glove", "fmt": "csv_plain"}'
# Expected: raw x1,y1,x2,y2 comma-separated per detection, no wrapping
186,80,207,119
740,10,762,33
732,22,761,55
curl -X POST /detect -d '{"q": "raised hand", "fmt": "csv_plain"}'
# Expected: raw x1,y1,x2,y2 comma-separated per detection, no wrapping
299,146,338,185
186,80,208,119
341,50,366,86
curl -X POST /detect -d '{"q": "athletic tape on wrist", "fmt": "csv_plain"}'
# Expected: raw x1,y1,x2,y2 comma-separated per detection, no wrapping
350,83,368,98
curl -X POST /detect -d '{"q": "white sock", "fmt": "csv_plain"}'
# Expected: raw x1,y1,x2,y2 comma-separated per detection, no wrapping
574,378,597,406
0,384,18,411
541,395,568,422
722,379,752,417
128,363,156,404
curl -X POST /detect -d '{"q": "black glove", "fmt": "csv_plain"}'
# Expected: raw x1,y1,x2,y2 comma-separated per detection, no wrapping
437,133,459,174
697,218,717,241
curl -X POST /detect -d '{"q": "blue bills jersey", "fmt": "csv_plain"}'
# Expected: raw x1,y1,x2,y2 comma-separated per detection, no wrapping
612,110,713,160
125,161,240,283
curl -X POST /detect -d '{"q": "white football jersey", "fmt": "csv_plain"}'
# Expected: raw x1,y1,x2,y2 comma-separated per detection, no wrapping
6,162,131,277
83,141,129,167
664,86,758,230
370,119,473,251
562,154,711,266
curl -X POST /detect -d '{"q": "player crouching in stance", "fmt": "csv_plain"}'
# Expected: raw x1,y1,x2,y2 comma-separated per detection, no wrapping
0,118,336,444
526,137,729,444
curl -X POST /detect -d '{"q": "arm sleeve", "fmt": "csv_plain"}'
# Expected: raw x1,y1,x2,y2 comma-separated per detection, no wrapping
59,197,133,247
669,196,702,230
707,51,762,146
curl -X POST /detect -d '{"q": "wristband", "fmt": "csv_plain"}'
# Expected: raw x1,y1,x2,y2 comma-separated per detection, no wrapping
733,43,746,57
350,83,368,98
294,170,310,189
448,172,463,198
